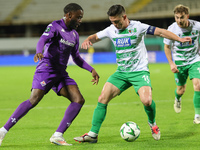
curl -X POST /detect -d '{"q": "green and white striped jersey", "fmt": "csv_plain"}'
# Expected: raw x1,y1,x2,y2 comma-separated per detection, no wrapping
96,20,150,72
164,19,200,66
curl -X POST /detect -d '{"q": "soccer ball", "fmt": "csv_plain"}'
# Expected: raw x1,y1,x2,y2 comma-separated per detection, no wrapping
120,121,140,142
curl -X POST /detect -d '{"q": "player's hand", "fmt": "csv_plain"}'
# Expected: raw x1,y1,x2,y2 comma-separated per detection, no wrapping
91,69,100,85
34,53,44,62
81,40,93,49
170,62,179,73
180,37,192,44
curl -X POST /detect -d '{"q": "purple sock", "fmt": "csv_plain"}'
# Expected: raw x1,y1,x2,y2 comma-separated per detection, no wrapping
56,102,83,133
4,100,33,131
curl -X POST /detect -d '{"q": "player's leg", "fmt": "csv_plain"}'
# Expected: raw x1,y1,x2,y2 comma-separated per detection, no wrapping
174,85,185,113
0,89,45,146
74,82,121,143
138,86,160,140
90,82,120,134
173,66,188,113
192,78,200,124
55,85,84,133
131,71,160,140
50,76,84,146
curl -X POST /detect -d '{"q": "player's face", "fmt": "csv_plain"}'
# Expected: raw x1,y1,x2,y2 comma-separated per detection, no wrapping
68,10,83,30
174,12,189,28
109,15,127,30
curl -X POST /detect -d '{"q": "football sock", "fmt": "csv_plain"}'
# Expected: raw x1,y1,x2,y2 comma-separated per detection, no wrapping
4,100,33,131
90,102,107,135
175,88,182,101
193,91,200,115
56,102,82,133
144,100,156,124
53,132,63,137
88,131,98,137
0,127,8,134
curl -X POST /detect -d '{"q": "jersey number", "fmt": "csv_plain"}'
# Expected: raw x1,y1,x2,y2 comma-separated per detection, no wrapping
142,75,150,83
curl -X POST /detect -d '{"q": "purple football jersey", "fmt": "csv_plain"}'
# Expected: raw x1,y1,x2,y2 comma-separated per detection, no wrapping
32,19,93,94
36,19,93,73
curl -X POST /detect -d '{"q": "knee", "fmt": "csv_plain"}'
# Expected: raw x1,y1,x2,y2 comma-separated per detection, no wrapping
193,82,200,91
177,87,186,95
74,97,85,105
142,98,152,107
29,95,41,107
98,94,107,104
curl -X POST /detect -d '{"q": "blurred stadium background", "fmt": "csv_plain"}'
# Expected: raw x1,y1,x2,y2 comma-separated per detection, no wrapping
0,0,200,65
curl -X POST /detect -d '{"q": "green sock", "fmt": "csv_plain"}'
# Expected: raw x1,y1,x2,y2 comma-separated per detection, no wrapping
193,91,200,114
90,102,107,134
144,100,156,124
175,88,182,101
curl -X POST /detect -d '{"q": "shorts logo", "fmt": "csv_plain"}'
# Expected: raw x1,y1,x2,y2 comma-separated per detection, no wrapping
40,81,46,87
116,38,131,47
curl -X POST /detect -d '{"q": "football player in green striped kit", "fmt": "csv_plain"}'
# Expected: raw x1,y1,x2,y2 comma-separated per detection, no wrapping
164,4,200,124
73,4,191,143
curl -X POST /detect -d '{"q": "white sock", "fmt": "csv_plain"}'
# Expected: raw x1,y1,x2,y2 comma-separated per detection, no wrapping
0,127,8,134
149,122,156,127
195,114,200,119
53,132,63,137
88,131,98,137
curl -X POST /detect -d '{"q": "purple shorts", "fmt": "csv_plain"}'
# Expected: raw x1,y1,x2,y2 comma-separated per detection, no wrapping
32,71,77,95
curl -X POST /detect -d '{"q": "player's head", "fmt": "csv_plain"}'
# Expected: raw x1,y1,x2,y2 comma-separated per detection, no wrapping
107,5,129,30
173,4,189,28
63,3,83,30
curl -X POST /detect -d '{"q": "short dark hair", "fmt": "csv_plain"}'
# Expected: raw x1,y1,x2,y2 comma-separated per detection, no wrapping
107,5,125,16
63,3,83,14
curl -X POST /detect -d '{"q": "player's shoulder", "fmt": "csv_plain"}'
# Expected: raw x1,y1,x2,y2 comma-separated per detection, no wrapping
167,22,178,30
189,19,200,27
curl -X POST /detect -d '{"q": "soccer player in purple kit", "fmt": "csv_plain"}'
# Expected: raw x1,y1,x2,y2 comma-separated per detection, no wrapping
0,3,99,146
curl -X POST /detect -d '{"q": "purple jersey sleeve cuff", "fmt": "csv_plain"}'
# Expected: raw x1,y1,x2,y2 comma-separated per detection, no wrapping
73,55,93,72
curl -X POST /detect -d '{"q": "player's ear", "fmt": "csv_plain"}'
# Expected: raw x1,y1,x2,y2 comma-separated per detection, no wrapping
64,12,72,19
123,14,127,20
68,12,72,18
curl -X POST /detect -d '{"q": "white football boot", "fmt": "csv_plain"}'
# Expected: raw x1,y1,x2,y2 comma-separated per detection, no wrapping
174,97,181,113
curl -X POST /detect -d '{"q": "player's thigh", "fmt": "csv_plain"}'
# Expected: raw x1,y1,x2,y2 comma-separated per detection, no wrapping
98,82,121,104
189,61,200,79
138,86,152,106
29,89,45,106
60,85,84,104
106,71,131,95
174,66,188,86
128,71,152,94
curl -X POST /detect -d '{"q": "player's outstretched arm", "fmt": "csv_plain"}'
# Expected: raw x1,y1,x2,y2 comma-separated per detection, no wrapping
81,34,101,50
91,69,100,85
154,27,192,43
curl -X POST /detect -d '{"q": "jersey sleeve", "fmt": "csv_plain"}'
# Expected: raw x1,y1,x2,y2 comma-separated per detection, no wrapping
36,22,57,53
139,22,151,35
96,26,110,39
71,33,93,72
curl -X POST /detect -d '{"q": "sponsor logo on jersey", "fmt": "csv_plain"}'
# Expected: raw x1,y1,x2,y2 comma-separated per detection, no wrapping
60,38,75,47
116,38,131,47
129,28,137,33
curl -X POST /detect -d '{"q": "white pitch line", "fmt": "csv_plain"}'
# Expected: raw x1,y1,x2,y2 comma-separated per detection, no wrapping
0,99,192,111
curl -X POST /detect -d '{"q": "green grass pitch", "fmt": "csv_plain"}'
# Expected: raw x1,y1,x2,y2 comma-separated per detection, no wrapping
0,63,199,150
